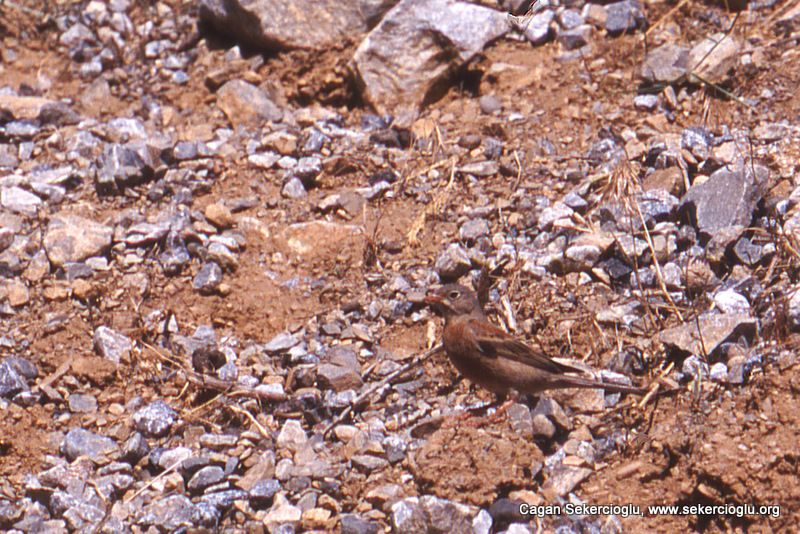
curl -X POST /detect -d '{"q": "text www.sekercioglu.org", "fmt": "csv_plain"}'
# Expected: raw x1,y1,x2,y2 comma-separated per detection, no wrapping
519,503,781,518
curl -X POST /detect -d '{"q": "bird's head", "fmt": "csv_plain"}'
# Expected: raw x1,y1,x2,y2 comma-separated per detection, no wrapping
424,283,483,320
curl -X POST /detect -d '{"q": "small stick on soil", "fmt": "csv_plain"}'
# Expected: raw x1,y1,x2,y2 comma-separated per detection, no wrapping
142,341,287,402
124,457,185,504
633,202,684,322
638,361,674,409
184,372,288,402
694,315,710,360
227,404,271,440
645,0,690,38
36,357,73,391
512,150,523,190
500,295,518,333
322,344,443,437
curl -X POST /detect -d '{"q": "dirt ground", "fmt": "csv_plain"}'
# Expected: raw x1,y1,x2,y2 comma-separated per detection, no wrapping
2,0,800,532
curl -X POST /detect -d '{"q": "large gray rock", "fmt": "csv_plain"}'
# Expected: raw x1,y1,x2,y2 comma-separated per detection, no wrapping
641,43,689,84
680,165,767,238
61,428,119,463
687,33,739,84
200,0,398,51
352,0,508,118
43,214,113,267
660,313,757,357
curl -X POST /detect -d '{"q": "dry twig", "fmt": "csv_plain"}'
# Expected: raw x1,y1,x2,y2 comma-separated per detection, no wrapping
322,344,443,437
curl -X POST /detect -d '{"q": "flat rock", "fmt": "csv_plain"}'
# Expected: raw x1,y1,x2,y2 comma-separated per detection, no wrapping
640,43,689,84
1,187,42,216
200,0,399,51
44,214,113,267
61,428,119,463
353,0,508,118
542,465,592,497
284,221,361,257
660,313,757,357
0,94,60,120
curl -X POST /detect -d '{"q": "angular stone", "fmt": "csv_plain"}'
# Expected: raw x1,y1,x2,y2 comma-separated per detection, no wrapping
44,215,113,267
1,186,42,216
188,466,226,492
68,393,98,413
0,94,61,120
688,33,739,84
520,11,554,45
133,400,178,437
640,43,689,84
420,495,472,533
341,513,379,534
542,465,592,497
435,243,471,280
391,498,428,534
264,331,299,353
263,494,302,528
681,166,766,238
558,24,592,50
660,313,757,357
138,495,197,531
0,359,28,398
713,289,750,315
96,142,155,193
459,219,490,241
61,428,119,463
216,80,283,129
316,347,363,391
94,326,133,364
353,0,508,118
193,262,223,294
605,0,644,34
237,450,276,491
276,419,308,452
200,0,399,51
352,454,390,473
205,203,234,229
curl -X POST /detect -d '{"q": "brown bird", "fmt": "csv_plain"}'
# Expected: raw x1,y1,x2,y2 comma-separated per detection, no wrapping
425,283,645,397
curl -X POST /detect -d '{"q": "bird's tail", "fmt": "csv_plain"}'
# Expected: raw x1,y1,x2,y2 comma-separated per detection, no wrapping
556,374,646,395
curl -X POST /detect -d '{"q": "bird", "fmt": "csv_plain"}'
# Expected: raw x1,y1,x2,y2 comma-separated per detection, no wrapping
424,283,646,398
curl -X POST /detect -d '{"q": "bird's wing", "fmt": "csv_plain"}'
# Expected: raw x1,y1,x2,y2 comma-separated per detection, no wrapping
464,317,581,375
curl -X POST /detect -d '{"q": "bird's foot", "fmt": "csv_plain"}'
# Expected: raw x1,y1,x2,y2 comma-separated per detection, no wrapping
485,396,516,423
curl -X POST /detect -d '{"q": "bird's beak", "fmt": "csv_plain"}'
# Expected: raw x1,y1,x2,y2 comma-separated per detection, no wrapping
424,293,444,305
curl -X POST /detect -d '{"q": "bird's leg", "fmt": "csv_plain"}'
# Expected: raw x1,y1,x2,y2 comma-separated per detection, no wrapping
486,391,519,422
483,389,522,423
462,390,520,427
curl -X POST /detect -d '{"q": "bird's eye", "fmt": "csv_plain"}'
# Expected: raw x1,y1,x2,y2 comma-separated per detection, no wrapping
448,290,460,300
